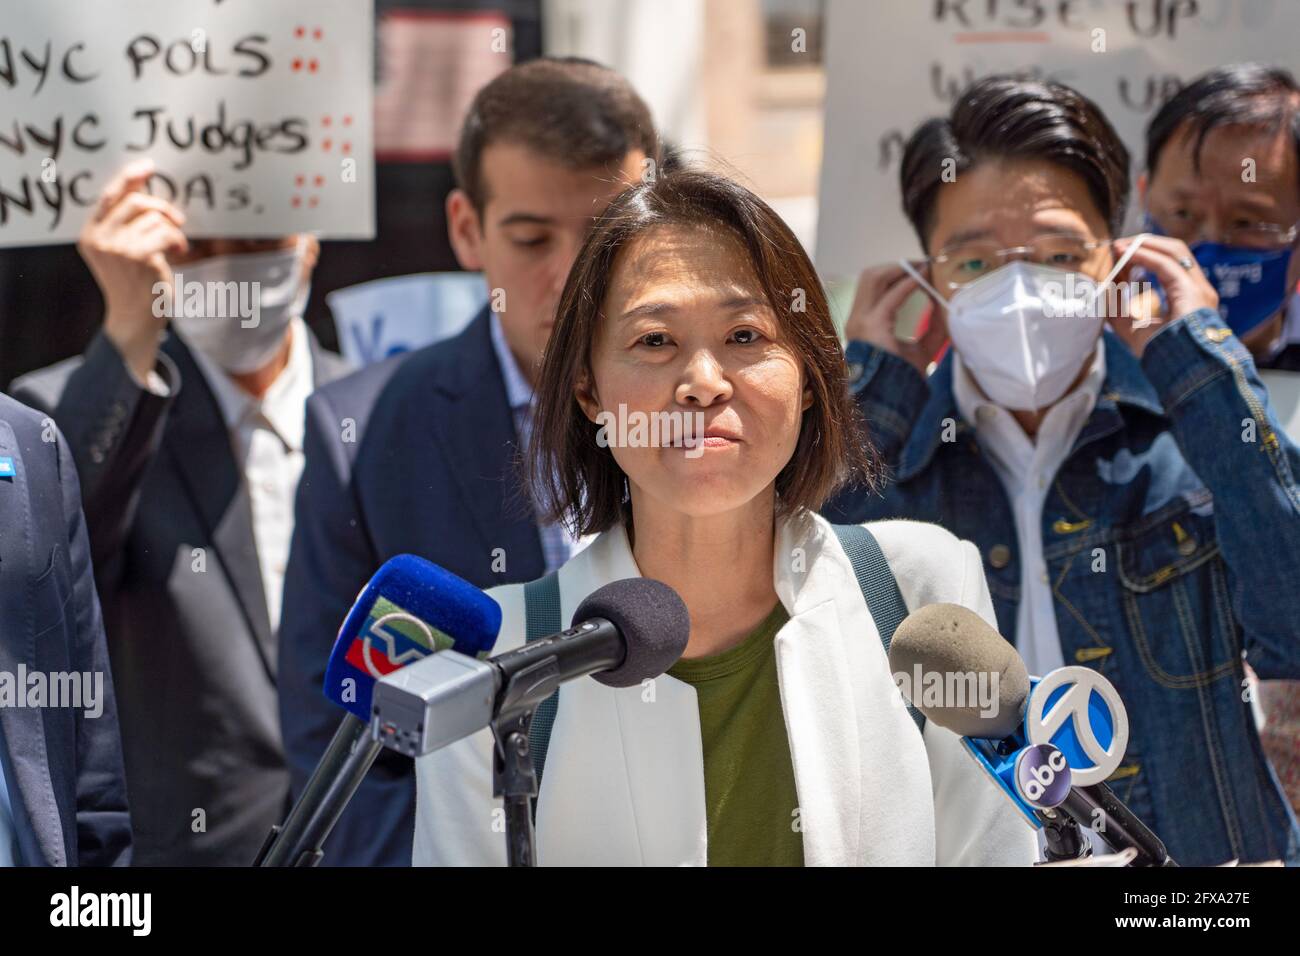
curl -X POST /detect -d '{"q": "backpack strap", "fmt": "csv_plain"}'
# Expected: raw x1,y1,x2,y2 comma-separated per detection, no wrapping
830,523,927,735
523,571,562,786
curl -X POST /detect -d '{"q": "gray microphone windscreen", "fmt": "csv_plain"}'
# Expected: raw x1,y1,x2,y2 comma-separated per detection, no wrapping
887,603,1029,738
575,578,690,688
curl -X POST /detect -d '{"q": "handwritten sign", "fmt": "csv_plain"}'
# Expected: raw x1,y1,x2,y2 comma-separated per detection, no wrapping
0,0,374,248
816,0,1300,280
326,272,488,366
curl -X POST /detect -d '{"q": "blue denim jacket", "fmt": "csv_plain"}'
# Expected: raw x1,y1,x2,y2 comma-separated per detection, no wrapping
826,308,1300,866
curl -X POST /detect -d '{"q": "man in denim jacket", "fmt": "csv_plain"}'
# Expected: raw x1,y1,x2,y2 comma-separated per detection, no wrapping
826,75,1300,866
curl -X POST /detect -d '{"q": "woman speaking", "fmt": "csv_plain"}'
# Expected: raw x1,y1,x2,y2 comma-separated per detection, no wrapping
412,170,1037,866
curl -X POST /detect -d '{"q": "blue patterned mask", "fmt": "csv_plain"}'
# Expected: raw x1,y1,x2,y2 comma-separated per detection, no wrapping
1142,214,1294,336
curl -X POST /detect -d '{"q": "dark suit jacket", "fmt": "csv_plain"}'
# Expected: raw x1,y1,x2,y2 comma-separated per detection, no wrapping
279,308,546,866
12,328,350,865
0,392,132,866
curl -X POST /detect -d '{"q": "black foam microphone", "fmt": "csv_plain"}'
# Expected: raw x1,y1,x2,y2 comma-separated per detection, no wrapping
371,577,690,867
371,577,691,756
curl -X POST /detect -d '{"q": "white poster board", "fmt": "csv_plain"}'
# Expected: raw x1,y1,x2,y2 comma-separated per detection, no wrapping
816,0,1300,281
1261,370,1300,443
0,0,375,248
327,272,488,366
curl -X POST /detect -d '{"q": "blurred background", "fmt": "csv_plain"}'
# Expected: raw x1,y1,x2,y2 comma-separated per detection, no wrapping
0,0,828,386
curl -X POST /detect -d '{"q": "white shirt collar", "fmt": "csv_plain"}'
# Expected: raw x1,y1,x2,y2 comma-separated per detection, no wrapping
1265,291,1300,360
488,312,535,412
185,317,314,451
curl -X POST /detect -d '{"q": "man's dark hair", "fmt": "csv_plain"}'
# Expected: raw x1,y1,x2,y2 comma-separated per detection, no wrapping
454,57,659,212
1145,63,1300,188
900,75,1131,251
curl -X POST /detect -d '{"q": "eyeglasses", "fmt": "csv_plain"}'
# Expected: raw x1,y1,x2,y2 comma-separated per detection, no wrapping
927,235,1112,290
1154,213,1300,251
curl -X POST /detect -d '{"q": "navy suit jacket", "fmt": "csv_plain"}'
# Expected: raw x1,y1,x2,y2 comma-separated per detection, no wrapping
0,392,131,866
13,328,350,865
279,309,546,865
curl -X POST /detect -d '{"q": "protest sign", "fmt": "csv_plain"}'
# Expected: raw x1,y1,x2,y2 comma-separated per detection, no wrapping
816,0,1300,280
0,0,374,247
326,272,488,366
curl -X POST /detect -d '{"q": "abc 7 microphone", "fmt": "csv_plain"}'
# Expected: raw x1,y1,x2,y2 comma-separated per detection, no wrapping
888,603,1174,867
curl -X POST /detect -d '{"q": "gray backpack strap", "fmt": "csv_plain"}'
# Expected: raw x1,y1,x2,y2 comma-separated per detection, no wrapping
831,524,926,735
523,571,562,783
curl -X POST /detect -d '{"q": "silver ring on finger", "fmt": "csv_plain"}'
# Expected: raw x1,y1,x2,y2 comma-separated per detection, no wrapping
1178,256,1196,271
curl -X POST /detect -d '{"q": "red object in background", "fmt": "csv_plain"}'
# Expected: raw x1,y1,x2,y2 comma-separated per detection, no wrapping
374,9,512,163
911,300,951,365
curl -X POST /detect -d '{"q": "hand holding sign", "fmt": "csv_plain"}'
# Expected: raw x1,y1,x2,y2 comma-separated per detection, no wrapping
82,159,188,381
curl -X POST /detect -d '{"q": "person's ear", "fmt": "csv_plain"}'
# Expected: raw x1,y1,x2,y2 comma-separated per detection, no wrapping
446,189,485,271
575,371,602,423
801,382,813,413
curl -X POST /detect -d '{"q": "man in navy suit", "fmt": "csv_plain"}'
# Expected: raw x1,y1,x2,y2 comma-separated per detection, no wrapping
278,58,659,865
0,392,131,866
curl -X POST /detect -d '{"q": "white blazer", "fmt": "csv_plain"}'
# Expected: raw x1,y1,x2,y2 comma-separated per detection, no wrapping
413,511,1039,866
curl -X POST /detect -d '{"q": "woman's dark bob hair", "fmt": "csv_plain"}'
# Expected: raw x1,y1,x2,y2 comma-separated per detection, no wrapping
526,168,877,537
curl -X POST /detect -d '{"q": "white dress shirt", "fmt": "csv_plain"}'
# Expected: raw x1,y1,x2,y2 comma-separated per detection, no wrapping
952,341,1106,679
183,318,315,633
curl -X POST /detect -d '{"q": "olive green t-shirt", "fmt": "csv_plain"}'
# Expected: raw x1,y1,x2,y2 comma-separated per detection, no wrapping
667,602,803,867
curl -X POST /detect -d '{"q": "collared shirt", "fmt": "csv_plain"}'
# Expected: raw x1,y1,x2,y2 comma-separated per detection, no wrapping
1263,291,1300,363
488,313,585,572
185,318,315,633
952,340,1107,679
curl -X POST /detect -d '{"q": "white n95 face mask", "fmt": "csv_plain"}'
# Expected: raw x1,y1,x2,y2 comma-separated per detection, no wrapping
899,235,1145,411
169,239,310,374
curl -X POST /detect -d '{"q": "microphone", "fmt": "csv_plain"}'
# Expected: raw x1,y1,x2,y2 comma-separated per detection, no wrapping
373,576,689,867
889,603,1030,738
888,603,1174,866
888,604,1069,823
256,556,501,866
371,577,691,757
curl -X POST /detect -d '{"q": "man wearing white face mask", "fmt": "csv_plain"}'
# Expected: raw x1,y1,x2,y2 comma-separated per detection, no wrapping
826,76,1300,868
12,158,352,865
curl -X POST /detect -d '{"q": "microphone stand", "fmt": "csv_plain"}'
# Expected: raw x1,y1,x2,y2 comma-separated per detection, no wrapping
489,653,562,867
1059,782,1176,866
255,715,383,866
491,710,540,867
1037,807,1091,863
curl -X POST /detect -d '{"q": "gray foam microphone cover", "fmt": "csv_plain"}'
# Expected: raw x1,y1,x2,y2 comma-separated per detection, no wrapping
887,603,1029,738
575,578,691,688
